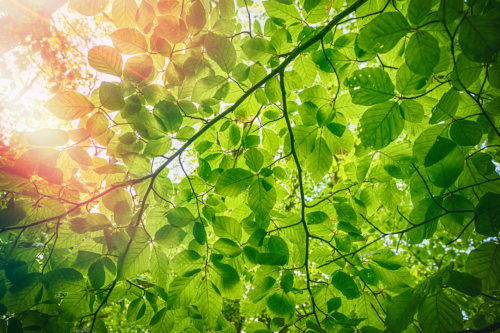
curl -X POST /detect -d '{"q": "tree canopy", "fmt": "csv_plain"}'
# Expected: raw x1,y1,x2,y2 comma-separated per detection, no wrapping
1,0,500,332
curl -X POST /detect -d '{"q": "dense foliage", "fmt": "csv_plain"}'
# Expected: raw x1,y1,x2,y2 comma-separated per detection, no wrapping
1,0,500,332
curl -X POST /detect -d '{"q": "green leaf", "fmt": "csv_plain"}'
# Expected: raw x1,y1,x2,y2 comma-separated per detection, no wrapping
197,279,222,328
248,228,267,247
143,253,164,292
247,248,263,264
356,293,385,329
485,97,500,116
418,293,463,333
400,100,424,123
293,56,317,87
330,271,360,300
149,307,174,332
211,262,243,299
357,12,410,54
205,31,236,73
489,65,500,89
122,153,150,174
306,137,332,182
1,273,43,313
215,168,255,197
407,198,443,244
303,0,329,23
171,250,203,276
345,68,395,106
142,85,175,106
380,142,415,180
39,268,86,293
440,195,474,235
126,298,145,322
154,101,183,134
474,192,500,237
88,258,114,289
357,154,373,184
385,289,422,333
144,137,172,157
248,178,277,215
154,225,187,249
424,137,464,188
317,105,336,127
466,242,500,293
166,207,196,228
191,76,228,104
299,85,331,108
244,148,264,172
359,101,404,149
291,125,317,158
241,38,277,64
459,15,500,63
248,276,276,302
334,203,357,223
405,31,440,77
470,156,497,181
269,235,290,264
117,241,150,281
219,122,241,150
213,238,242,257
449,120,482,146
408,0,432,25
167,269,202,309
212,216,242,243
437,0,463,24
0,206,26,228
263,1,301,26
429,88,460,124
306,211,329,225
451,53,483,90
396,64,429,96
280,271,294,293
219,0,235,18
99,82,125,111
267,291,295,321
412,125,447,164
193,221,207,245
447,271,482,297
265,77,281,104
270,29,292,54
298,102,319,126
70,213,112,233
59,291,91,322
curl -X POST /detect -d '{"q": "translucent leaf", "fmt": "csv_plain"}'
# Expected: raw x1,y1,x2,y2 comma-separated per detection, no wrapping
110,28,148,55
359,101,404,149
357,12,410,54
112,0,139,28
345,68,395,106
88,46,123,77
45,92,95,121
214,168,255,197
